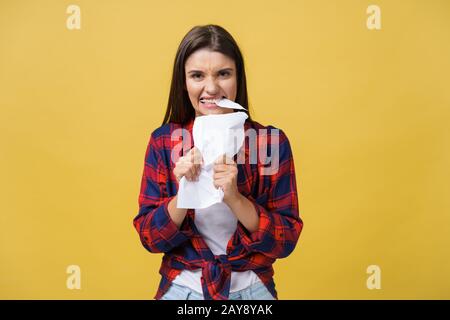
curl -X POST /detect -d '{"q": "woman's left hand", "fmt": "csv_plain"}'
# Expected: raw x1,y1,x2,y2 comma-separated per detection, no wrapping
213,154,241,204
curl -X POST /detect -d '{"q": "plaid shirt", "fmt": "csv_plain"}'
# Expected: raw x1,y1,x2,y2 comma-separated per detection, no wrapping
133,116,303,300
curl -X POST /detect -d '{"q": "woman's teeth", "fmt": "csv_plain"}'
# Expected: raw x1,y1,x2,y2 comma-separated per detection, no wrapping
201,99,216,103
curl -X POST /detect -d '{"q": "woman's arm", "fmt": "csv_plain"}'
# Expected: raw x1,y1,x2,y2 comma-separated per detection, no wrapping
213,154,260,233
226,194,259,233
167,195,188,228
133,131,193,253
234,128,303,259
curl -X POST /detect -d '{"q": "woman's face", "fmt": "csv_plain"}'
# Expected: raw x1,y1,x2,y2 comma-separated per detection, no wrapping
185,48,237,117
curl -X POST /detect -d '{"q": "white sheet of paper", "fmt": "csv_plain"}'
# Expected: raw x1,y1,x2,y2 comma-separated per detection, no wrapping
216,98,247,111
177,102,248,209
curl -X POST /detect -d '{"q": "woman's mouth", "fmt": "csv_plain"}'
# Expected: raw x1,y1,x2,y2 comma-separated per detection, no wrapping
199,96,225,109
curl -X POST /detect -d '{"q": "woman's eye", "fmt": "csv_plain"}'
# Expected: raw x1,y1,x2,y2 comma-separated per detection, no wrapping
219,71,230,77
192,73,203,79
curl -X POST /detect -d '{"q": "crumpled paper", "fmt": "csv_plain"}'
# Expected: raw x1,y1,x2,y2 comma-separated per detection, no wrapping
176,99,248,209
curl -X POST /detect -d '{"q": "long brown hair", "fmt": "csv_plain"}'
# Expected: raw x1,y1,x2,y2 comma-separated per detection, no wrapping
162,25,252,125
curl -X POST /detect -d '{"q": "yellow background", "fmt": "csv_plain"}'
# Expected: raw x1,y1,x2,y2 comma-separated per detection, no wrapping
1,0,449,299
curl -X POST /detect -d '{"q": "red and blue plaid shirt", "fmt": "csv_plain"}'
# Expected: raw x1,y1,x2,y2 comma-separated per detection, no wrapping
133,116,303,300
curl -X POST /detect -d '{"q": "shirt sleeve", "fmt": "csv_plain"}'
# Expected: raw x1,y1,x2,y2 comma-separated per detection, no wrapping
236,129,303,259
133,131,194,253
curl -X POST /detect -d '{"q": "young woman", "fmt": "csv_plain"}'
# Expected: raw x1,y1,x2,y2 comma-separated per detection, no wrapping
133,24,303,300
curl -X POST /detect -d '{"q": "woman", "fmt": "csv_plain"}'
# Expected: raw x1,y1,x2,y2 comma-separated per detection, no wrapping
133,24,303,300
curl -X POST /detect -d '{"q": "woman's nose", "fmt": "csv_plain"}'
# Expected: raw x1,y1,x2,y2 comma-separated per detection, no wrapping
204,77,220,94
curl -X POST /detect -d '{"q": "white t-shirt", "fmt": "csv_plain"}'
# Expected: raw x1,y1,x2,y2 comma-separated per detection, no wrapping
172,201,261,294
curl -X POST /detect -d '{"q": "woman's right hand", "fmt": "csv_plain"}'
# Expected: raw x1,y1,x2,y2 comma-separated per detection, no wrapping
173,147,203,182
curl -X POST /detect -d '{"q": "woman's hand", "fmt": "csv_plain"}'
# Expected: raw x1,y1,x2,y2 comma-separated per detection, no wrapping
173,147,203,182
213,154,241,204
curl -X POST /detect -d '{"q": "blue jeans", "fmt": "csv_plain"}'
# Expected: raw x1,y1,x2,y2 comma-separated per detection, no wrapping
159,281,276,300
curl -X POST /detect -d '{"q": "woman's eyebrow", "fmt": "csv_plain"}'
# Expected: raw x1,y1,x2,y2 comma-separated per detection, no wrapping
187,68,234,74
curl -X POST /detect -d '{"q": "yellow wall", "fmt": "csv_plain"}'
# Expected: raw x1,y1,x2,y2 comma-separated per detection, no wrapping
1,0,449,299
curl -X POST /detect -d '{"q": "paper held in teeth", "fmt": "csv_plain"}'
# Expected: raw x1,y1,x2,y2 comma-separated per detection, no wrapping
216,98,247,110
201,98,247,111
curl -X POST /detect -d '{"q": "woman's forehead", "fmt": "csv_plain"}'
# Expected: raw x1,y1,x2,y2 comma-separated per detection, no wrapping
185,49,235,70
